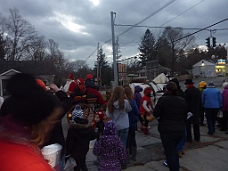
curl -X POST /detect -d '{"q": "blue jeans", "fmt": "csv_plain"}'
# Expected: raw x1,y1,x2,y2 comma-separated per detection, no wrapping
117,128,129,148
205,108,220,134
176,130,186,152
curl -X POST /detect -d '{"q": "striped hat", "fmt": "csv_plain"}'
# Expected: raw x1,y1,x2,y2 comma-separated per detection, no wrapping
72,105,83,122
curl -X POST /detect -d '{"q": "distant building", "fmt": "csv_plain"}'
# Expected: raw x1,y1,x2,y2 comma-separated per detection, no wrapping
192,59,216,77
133,63,171,82
0,61,55,98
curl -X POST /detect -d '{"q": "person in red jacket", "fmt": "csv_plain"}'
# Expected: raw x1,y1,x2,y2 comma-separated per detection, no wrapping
85,74,105,105
0,73,62,171
140,87,153,135
64,72,77,96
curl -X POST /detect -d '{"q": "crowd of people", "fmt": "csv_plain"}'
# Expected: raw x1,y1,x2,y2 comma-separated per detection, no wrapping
0,72,227,171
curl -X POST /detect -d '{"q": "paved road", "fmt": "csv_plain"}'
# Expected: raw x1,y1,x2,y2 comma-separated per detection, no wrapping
62,76,228,171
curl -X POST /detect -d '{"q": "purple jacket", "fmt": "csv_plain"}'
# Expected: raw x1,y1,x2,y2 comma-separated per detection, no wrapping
134,85,143,109
222,85,228,111
93,121,127,171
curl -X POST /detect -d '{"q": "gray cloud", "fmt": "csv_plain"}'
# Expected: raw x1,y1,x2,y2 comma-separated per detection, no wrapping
0,0,227,67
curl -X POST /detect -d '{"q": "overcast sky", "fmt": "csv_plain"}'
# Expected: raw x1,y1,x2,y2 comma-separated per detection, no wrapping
0,0,227,67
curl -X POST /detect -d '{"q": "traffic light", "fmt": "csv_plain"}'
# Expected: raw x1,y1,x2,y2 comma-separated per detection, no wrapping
206,37,210,48
212,37,216,47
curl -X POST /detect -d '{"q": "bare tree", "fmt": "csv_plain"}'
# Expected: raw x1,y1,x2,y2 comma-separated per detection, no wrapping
71,60,88,72
157,26,195,76
4,8,37,61
25,35,47,61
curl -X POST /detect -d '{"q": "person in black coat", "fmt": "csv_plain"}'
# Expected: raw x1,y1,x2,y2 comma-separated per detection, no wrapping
65,105,98,171
184,79,201,142
153,82,187,171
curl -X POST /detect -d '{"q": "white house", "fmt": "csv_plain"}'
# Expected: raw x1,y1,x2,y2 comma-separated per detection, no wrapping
192,59,216,77
0,69,20,97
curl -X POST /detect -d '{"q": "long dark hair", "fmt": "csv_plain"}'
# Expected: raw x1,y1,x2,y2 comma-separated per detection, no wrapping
107,86,125,113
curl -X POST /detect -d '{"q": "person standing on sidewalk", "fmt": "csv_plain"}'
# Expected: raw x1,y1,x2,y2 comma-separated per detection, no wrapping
106,86,132,148
221,82,228,132
202,82,222,135
125,87,139,162
93,120,128,171
153,82,187,171
184,79,201,142
140,87,153,135
169,78,186,158
134,85,145,129
198,81,207,126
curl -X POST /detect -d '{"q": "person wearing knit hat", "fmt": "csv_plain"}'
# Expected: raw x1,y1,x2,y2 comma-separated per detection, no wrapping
202,81,222,135
36,78,47,91
65,105,98,171
93,120,128,171
221,82,228,133
198,81,207,126
85,74,105,104
71,105,84,122
0,73,62,171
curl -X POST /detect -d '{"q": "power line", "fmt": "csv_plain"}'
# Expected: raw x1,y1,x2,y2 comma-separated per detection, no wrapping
118,0,205,50
85,0,176,61
158,18,228,49
160,0,205,26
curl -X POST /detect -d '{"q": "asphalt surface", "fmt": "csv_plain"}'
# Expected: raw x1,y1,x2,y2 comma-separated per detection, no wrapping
62,76,228,171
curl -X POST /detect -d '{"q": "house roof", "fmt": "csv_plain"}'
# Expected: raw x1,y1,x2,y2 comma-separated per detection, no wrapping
0,61,55,75
192,59,215,67
0,69,20,76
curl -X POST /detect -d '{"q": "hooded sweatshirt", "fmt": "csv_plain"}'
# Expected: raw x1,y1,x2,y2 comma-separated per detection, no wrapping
106,99,132,130
134,85,143,109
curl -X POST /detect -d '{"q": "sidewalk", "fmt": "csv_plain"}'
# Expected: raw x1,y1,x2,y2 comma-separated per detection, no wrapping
86,120,228,171
63,76,228,171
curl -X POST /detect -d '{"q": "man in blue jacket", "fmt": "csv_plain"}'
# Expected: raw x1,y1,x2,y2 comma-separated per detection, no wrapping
202,82,222,135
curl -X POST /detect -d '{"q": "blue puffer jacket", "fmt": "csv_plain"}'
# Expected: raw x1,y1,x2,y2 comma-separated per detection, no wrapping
202,87,222,109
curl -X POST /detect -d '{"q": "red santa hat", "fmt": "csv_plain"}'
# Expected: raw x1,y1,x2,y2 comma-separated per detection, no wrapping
68,72,74,80
77,78,85,85
86,74,93,80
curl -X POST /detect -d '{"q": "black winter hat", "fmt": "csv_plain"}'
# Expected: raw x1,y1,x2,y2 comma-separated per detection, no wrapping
169,78,179,87
0,73,56,125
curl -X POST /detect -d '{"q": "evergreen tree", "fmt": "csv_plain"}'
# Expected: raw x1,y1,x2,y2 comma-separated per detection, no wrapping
138,29,156,66
98,47,108,85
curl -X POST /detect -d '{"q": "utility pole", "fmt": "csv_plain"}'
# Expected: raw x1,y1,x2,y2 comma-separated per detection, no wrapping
97,42,99,85
111,11,118,86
